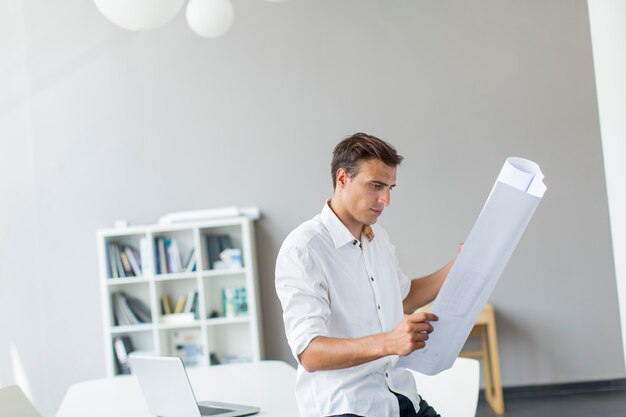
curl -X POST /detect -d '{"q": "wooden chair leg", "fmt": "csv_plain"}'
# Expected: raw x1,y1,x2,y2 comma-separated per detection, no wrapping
479,326,494,407
485,308,505,414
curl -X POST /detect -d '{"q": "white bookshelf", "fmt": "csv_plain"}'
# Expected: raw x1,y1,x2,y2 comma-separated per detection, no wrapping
97,216,263,376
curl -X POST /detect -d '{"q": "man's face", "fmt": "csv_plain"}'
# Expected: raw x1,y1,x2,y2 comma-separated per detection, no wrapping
340,158,397,227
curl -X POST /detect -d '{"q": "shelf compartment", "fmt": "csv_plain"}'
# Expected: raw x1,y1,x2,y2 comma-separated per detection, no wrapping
152,229,196,275
158,327,205,367
155,278,200,323
108,282,152,327
104,233,149,279
206,322,253,365
202,274,247,320
199,225,244,272
111,330,154,375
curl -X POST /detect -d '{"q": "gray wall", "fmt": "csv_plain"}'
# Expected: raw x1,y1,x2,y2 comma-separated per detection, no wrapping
0,0,622,415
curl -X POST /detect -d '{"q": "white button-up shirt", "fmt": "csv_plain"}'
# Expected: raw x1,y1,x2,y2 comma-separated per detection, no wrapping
275,202,420,417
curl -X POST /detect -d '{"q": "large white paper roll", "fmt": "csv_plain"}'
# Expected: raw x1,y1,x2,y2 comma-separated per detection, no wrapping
397,157,546,375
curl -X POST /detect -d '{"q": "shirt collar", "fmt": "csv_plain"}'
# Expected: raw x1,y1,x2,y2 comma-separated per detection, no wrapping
321,200,375,248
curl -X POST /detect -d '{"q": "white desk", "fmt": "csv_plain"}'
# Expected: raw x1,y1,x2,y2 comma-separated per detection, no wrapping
55,360,297,417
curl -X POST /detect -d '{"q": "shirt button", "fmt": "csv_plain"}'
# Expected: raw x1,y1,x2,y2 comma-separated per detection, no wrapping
377,305,381,310
370,276,374,281
352,240,358,245
385,372,389,378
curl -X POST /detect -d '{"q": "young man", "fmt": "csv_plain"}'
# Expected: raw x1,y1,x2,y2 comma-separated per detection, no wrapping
275,133,457,417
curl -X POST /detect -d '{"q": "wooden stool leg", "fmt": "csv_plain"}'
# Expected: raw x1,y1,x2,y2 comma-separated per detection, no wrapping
485,308,505,414
479,326,494,405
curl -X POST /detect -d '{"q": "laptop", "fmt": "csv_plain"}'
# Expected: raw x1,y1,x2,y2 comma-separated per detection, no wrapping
129,355,260,417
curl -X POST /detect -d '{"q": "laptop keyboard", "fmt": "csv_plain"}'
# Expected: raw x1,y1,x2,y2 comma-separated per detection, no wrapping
198,405,235,416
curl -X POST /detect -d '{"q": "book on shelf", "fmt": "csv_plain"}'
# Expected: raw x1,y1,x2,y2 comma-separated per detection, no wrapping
156,238,168,274
114,245,125,278
183,291,195,313
160,291,198,322
107,242,143,278
108,244,117,278
125,295,151,323
113,335,135,374
119,250,133,277
155,237,195,274
173,295,186,314
125,246,142,276
182,247,196,272
112,292,152,326
221,287,248,318
185,291,200,320
167,239,183,273
161,294,172,315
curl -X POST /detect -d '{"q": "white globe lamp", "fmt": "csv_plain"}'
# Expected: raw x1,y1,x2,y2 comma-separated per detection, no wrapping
93,0,186,31
186,0,235,38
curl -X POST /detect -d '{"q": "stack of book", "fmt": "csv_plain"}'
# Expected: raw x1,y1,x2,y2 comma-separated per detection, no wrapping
160,291,199,323
154,237,196,274
112,292,152,326
107,241,144,278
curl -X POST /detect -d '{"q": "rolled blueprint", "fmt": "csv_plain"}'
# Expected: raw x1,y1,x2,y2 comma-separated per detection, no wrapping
397,157,547,375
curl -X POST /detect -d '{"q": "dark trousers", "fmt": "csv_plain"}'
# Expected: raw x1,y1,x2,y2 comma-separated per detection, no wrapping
331,392,441,417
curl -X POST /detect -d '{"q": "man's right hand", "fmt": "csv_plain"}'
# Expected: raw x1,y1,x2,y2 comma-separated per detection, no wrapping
384,312,438,356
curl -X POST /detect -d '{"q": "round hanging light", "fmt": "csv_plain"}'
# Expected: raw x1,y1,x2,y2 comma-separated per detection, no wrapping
93,0,186,31
186,0,235,38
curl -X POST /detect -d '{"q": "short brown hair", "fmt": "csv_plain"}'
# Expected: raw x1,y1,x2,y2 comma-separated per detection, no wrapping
331,132,404,189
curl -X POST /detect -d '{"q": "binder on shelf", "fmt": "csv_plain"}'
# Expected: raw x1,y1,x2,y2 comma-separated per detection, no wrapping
206,235,221,270
205,234,236,270
157,238,168,274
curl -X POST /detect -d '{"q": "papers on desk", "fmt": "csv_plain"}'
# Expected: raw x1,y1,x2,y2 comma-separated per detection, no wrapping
397,157,547,375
